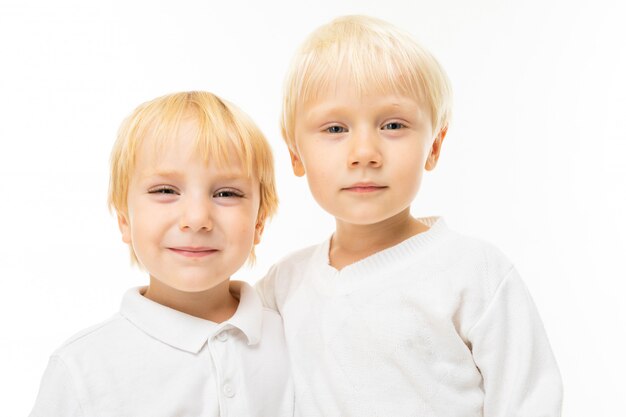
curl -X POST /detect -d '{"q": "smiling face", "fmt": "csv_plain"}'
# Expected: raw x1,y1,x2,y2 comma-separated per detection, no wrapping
291,80,445,227
117,117,262,293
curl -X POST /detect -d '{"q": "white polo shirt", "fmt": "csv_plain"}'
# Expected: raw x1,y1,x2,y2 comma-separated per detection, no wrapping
29,281,294,417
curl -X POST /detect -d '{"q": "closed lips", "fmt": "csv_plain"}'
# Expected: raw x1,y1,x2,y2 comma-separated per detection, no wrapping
168,247,218,257
342,183,388,192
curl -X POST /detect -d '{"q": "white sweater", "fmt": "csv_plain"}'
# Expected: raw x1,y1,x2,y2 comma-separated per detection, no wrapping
257,217,562,417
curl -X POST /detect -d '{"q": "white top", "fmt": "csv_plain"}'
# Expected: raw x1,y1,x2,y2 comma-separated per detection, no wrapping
256,217,562,417
29,281,294,417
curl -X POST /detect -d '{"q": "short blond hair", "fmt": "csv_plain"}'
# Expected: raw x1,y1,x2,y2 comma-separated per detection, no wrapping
281,15,452,152
108,91,278,264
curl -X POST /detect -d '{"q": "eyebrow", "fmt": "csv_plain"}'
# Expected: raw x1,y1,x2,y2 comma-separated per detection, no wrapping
138,170,183,180
309,97,411,111
306,101,416,121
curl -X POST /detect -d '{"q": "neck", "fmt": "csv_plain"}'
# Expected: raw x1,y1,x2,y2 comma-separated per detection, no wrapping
330,208,429,270
143,278,239,322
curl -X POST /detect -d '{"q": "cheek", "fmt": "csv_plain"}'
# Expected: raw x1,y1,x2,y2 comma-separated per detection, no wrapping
220,207,259,242
129,217,155,248
306,167,333,191
397,140,430,171
391,148,428,191
301,151,340,191
129,202,169,243
305,169,339,208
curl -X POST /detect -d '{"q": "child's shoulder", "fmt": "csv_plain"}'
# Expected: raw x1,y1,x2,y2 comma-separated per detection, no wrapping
432,220,516,295
385,217,515,277
441,224,513,274
280,241,324,263
256,240,327,305
270,240,327,274
51,313,128,360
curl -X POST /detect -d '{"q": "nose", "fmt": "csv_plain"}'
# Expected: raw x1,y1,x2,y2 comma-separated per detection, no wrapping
348,129,382,168
179,194,213,232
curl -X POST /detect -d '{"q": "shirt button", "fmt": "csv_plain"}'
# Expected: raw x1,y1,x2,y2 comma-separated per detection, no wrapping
216,331,228,342
223,383,235,398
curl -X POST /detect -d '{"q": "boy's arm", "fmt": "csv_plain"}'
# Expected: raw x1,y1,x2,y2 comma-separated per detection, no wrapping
29,356,84,417
468,268,563,417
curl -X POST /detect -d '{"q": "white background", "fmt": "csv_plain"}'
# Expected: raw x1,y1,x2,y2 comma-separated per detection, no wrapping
1,0,624,415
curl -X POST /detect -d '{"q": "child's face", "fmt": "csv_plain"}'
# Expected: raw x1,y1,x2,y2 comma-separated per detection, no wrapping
291,80,444,227
118,118,262,293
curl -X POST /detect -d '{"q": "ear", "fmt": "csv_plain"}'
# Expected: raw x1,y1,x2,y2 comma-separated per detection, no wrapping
253,220,265,245
289,149,305,177
117,212,132,244
425,125,448,171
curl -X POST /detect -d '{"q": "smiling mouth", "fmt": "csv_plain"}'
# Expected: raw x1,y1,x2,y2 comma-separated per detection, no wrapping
168,247,218,258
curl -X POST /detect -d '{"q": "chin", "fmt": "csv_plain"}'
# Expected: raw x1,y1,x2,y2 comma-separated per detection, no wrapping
336,208,394,224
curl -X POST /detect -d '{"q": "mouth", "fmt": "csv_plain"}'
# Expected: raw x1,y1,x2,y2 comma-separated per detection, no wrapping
341,182,388,193
167,247,218,258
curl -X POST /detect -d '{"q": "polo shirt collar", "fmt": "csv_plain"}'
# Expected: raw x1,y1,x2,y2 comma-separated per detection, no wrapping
119,280,263,354
226,280,263,345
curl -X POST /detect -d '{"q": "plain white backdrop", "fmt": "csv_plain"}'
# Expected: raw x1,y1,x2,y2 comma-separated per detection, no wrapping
1,0,624,415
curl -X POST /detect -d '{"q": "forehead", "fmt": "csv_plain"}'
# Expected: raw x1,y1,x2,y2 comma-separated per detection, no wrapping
133,118,250,178
299,64,425,108
298,73,429,120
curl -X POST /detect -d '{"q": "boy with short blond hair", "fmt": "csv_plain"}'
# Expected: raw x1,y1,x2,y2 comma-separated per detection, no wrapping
257,15,562,416
30,91,293,417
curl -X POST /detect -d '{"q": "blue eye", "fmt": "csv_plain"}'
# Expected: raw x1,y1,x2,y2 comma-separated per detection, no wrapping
326,125,347,134
382,122,405,130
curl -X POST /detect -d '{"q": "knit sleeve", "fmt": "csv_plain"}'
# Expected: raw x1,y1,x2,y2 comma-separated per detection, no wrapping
29,356,84,417
467,268,563,417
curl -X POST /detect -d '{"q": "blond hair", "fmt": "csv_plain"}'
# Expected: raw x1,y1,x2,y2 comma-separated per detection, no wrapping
108,91,278,264
281,15,452,152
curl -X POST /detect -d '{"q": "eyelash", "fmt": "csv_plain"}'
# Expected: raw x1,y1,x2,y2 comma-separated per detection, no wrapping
325,125,346,134
214,189,244,198
149,186,178,195
324,122,407,133
148,187,244,198
382,122,406,130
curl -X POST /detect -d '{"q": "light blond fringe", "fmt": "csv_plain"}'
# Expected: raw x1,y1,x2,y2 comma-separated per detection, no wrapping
281,15,453,152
